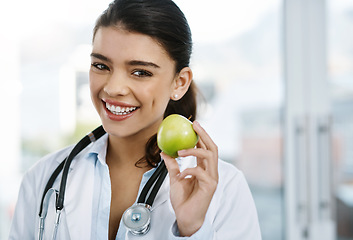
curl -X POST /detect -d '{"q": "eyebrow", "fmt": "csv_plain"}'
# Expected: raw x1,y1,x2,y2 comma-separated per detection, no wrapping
127,60,160,69
90,53,112,63
90,53,160,69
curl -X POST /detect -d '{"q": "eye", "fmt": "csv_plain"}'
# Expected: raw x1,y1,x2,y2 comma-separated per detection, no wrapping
91,63,110,71
132,69,153,77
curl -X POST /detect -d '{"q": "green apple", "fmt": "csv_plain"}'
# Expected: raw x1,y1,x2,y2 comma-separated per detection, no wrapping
157,114,199,158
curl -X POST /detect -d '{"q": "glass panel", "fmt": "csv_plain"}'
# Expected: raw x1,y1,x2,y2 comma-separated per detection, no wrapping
328,1,353,239
176,1,284,239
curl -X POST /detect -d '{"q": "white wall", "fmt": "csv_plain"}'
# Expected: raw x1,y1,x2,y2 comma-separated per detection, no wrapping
0,2,22,238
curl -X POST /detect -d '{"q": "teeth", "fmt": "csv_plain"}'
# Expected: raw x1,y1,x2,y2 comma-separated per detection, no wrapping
106,102,137,115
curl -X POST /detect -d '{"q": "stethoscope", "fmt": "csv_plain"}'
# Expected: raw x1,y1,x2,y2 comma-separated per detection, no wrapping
38,125,168,240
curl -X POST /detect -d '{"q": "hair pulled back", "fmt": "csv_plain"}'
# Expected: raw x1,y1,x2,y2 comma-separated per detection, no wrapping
94,0,198,167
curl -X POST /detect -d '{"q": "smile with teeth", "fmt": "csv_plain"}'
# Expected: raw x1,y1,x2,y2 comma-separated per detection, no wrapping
105,102,137,115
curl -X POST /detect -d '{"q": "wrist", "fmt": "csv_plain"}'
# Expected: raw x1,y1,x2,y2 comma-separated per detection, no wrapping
177,218,204,237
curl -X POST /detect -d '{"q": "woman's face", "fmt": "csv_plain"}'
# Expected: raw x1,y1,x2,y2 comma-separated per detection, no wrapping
90,26,177,140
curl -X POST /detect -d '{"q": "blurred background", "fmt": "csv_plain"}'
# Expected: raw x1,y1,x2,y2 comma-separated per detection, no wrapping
0,0,352,239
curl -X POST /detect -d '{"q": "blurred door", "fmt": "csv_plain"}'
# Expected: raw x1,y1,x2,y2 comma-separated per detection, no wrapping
328,1,353,239
283,0,335,239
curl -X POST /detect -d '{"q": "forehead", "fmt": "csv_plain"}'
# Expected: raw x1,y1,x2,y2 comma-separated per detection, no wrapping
92,27,174,65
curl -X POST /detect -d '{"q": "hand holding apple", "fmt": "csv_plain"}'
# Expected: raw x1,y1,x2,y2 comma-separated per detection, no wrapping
160,120,219,237
157,114,199,157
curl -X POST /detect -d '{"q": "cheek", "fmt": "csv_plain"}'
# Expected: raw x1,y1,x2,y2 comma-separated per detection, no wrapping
138,81,172,110
89,75,103,105
152,81,173,102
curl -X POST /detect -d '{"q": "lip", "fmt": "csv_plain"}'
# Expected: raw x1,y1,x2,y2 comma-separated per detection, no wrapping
101,99,139,121
103,98,138,108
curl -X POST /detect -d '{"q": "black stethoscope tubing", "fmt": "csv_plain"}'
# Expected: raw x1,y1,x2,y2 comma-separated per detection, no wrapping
38,125,168,236
138,160,167,206
39,125,106,217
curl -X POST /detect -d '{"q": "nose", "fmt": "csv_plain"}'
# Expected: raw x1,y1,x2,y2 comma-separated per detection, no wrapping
103,72,130,97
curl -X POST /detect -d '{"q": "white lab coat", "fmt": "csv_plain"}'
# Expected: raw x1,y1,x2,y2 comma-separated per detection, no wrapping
9,136,262,240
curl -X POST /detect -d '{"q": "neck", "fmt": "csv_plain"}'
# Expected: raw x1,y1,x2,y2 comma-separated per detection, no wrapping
106,133,154,169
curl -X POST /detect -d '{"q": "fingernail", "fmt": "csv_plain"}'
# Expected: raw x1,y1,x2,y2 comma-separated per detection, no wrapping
193,121,200,130
177,150,186,155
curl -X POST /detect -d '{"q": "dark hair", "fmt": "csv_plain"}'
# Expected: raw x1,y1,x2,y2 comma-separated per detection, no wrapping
94,0,198,167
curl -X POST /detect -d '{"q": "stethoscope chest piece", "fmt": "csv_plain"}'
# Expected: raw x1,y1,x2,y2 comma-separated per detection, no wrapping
122,203,151,235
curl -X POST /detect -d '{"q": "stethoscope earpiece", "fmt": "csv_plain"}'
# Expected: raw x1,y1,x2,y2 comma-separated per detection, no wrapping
122,203,151,235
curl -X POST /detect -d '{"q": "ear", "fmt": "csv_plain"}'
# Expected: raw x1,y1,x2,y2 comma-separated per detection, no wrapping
171,67,193,101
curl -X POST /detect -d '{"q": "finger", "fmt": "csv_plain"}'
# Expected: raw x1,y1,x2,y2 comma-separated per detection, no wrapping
192,122,219,177
178,148,217,174
160,152,180,179
193,121,218,153
179,167,218,190
178,166,208,181
196,155,208,172
196,137,207,150
177,148,208,170
178,148,211,163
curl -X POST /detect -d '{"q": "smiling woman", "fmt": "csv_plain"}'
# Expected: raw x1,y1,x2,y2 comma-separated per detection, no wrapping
8,0,261,239
89,26,186,143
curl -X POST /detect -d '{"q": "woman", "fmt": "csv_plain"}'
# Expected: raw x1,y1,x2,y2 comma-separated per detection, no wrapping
9,0,261,239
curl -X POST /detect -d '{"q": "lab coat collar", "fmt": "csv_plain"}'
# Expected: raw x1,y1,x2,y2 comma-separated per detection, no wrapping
53,133,109,168
89,134,109,166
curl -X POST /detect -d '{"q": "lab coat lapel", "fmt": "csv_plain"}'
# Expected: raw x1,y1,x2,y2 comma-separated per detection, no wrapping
64,156,95,240
150,156,196,211
150,174,170,211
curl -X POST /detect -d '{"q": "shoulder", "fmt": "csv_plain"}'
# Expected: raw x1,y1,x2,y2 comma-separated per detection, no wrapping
21,145,75,194
209,159,258,221
218,159,240,177
26,145,74,178
24,133,108,180
215,159,254,206
217,159,245,187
